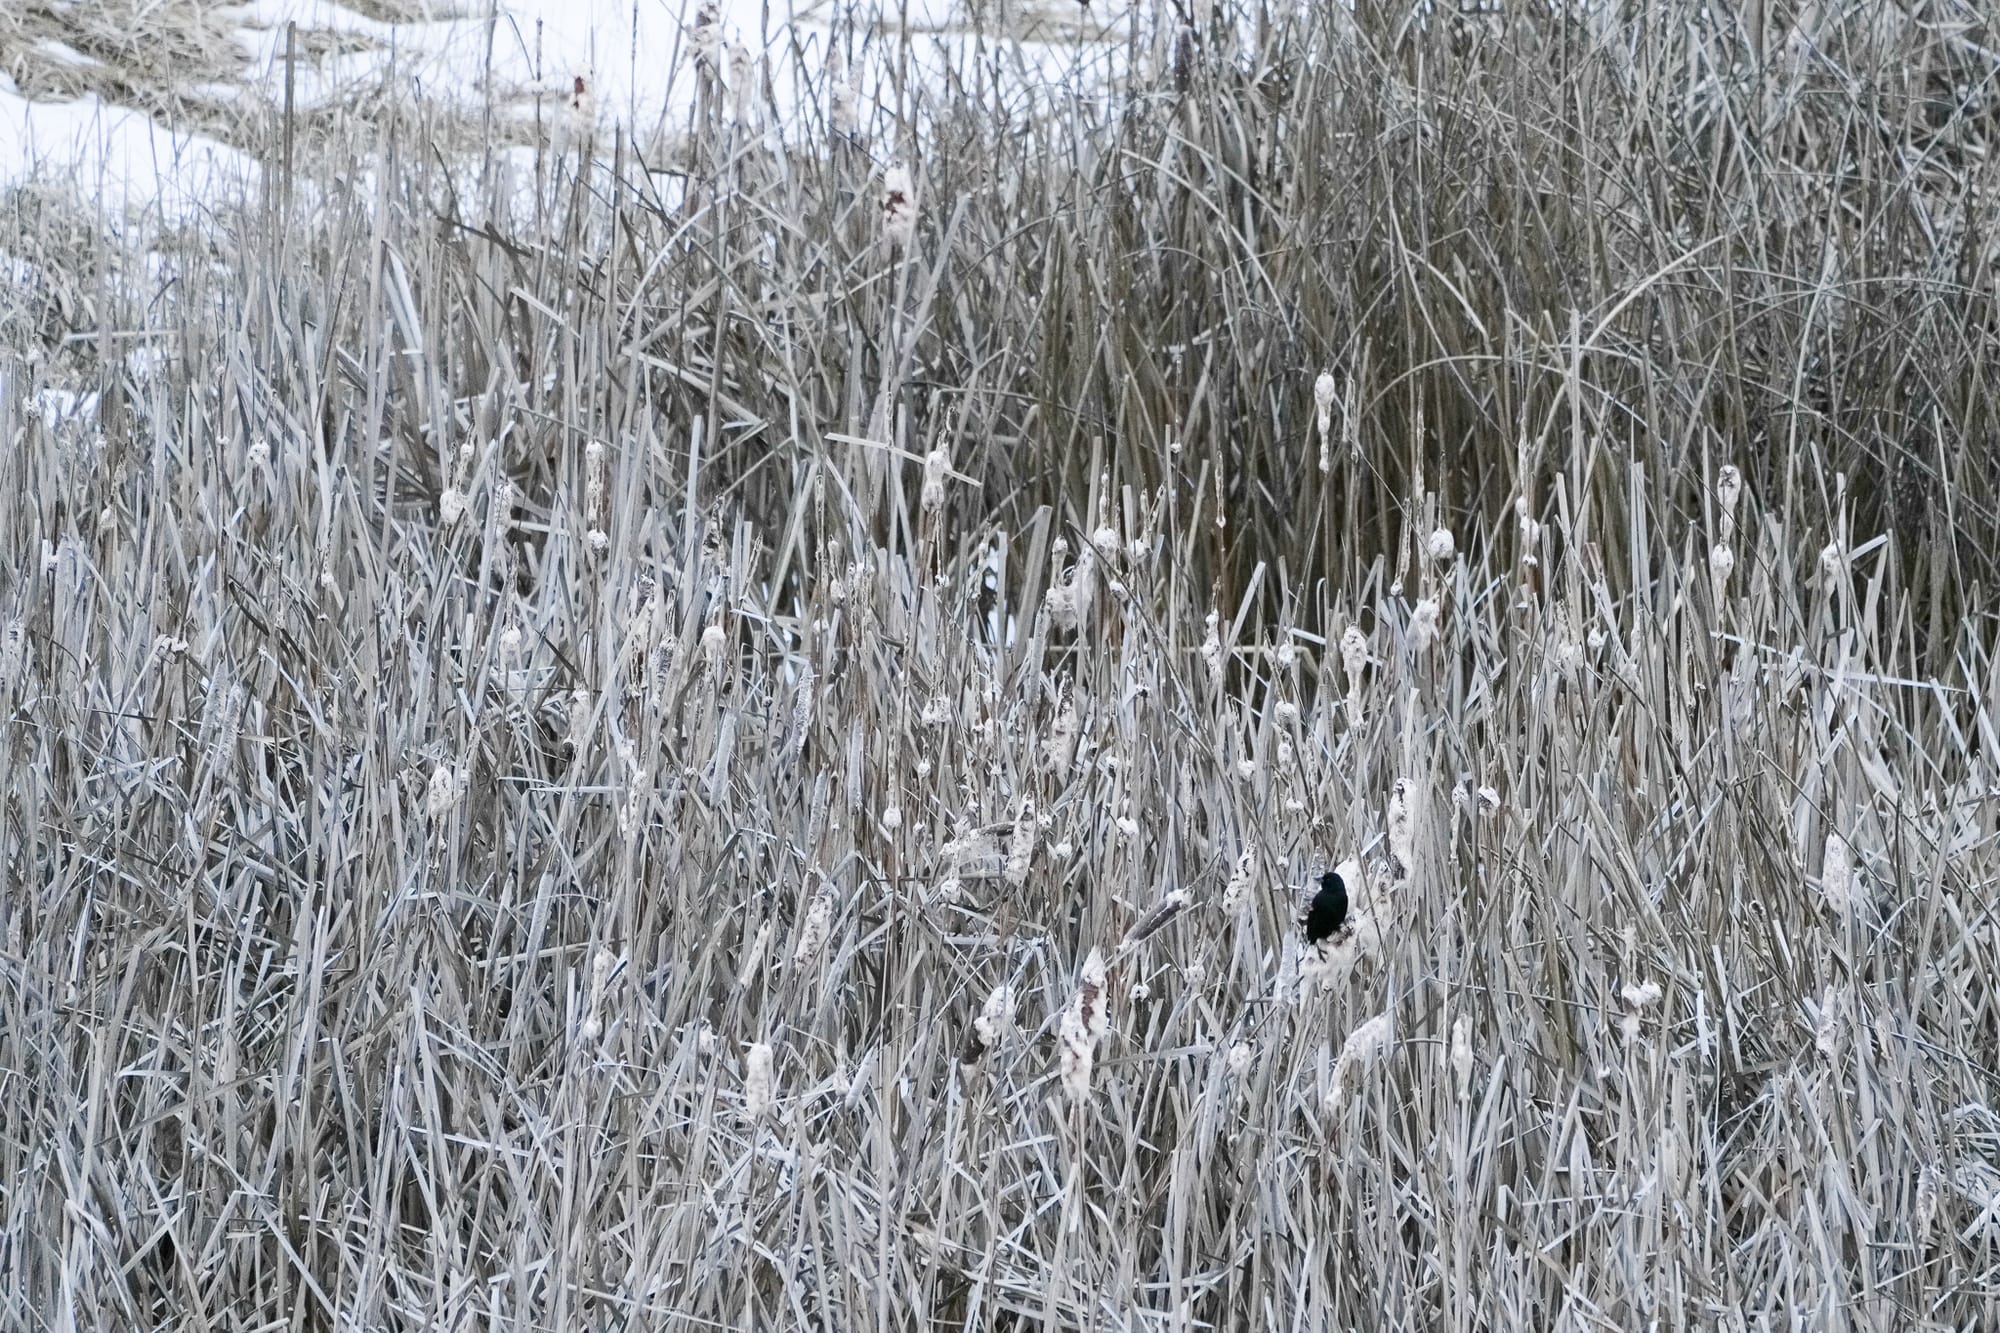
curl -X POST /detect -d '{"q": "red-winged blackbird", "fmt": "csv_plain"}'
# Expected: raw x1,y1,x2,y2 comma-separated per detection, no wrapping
1303,870,1348,945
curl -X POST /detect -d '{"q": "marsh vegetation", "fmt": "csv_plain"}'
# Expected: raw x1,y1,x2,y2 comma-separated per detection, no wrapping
5,1,2000,1327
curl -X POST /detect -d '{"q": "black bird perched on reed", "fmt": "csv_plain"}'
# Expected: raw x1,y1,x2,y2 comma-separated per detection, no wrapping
1303,870,1348,946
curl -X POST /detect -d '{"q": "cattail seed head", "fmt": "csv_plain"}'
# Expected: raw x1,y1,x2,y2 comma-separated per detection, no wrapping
1077,947,1109,1041
1200,611,1223,682
1717,464,1742,539
1820,832,1858,914
1427,527,1456,563
426,761,465,819
975,983,1016,1049
881,165,917,248
1709,543,1734,592
920,447,950,514
561,71,596,145
1313,371,1337,471
1450,1014,1473,1093
584,438,608,534
439,487,467,526
793,891,834,963
743,1042,774,1118
1387,778,1416,877
1340,624,1369,683
829,48,857,136
1411,598,1440,650
1223,849,1255,913
689,1,721,65
1004,797,1037,887
702,622,727,676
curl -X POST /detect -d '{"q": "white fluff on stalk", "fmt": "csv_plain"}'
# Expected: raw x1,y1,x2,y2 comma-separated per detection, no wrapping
793,891,833,964
1411,598,1439,650
974,983,1016,1048
743,1042,774,1119
1222,848,1255,913
1717,464,1742,540
1820,832,1859,914
1387,778,1416,878
881,165,917,248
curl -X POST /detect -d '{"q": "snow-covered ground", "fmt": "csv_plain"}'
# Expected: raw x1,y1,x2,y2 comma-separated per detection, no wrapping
0,0,1127,218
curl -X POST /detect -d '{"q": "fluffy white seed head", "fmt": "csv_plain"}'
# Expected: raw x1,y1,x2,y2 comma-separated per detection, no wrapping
439,487,467,526
743,1042,774,1118
1077,947,1109,1041
1340,624,1369,683
1710,543,1734,591
975,983,1016,1048
1427,527,1456,563
881,165,917,248
1004,797,1037,887
1387,778,1416,878
1821,832,1858,913
1450,1014,1473,1094
426,762,465,819
561,71,596,145
920,448,950,514
1717,464,1742,538
1313,372,1337,471
1223,849,1256,913
1411,598,1440,650
689,1,721,64
1227,1042,1253,1077
1058,1010,1095,1102
793,892,834,963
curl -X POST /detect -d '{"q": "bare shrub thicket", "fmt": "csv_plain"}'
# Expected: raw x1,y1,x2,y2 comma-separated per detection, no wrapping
4,1,2000,1327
